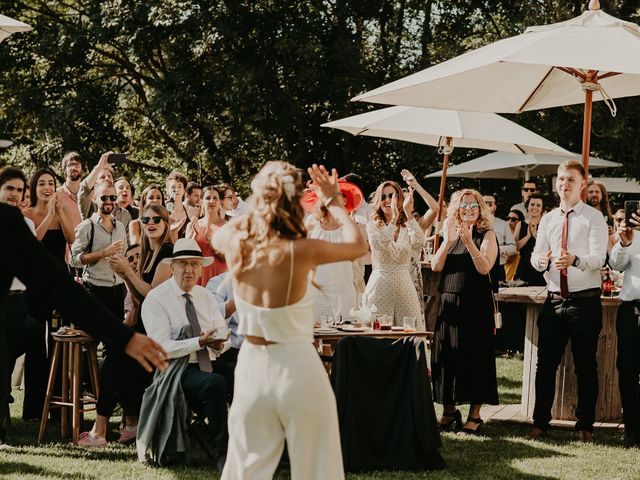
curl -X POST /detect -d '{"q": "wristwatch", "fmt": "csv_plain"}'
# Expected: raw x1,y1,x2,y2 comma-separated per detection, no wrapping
572,256,581,268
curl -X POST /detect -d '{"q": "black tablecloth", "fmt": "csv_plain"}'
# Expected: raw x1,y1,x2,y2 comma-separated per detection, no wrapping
330,336,445,472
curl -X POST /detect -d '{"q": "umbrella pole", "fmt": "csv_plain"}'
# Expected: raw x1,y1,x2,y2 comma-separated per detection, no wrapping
581,83,594,201
433,140,452,252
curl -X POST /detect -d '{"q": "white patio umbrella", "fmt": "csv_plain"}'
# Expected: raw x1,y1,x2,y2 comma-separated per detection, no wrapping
591,177,640,194
322,105,570,249
426,152,620,181
0,13,31,43
352,0,640,188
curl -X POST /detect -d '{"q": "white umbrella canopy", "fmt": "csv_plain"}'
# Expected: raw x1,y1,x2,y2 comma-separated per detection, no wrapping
323,106,570,250
591,177,640,194
321,106,572,155
426,152,620,181
0,13,31,43
352,1,640,183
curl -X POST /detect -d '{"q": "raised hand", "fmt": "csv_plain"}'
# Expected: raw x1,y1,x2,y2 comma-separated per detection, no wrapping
403,187,414,217
401,169,418,189
307,164,340,201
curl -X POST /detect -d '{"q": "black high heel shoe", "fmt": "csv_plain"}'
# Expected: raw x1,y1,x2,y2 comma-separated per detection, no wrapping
461,416,484,434
439,409,462,431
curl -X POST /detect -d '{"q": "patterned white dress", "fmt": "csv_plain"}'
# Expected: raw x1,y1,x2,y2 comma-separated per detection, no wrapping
364,218,426,327
309,223,357,322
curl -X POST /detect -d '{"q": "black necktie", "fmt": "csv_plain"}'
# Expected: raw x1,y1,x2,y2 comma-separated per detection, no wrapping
183,293,212,372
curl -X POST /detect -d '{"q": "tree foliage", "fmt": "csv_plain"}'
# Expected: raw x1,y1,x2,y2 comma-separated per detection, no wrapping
1,0,639,207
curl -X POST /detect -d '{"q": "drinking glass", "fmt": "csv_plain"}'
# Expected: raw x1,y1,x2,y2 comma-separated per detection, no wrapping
402,316,416,332
319,315,328,328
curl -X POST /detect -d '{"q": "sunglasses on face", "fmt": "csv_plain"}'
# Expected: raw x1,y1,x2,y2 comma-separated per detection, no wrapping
99,195,117,202
380,193,396,201
522,188,537,193
127,253,140,262
508,217,519,222
614,217,624,223
140,216,163,225
459,202,479,210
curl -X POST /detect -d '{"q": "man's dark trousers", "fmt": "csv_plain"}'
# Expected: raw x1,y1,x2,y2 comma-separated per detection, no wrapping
616,301,640,443
533,294,602,432
181,363,228,453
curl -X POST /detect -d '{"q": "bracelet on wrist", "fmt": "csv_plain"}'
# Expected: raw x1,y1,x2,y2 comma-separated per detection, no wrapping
471,252,482,259
323,192,344,208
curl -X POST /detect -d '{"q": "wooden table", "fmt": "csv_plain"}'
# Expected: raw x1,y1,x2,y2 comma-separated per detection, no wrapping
314,329,433,359
496,286,622,423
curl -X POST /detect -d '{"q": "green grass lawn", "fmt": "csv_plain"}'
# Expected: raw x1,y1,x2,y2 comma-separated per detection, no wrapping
1,355,637,480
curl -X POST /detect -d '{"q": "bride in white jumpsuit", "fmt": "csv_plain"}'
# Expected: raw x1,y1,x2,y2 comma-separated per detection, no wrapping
213,162,367,479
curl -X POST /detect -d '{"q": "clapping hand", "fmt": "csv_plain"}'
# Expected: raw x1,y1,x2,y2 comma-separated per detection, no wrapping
390,192,400,224
457,221,473,247
108,254,130,277
538,249,552,269
103,240,124,257
554,249,575,270
445,218,459,244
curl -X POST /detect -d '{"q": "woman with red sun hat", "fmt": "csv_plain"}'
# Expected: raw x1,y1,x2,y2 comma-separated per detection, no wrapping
302,179,364,324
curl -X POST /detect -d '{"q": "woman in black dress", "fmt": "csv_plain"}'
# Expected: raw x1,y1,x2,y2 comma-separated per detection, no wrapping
22,169,76,420
430,189,499,434
515,194,546,286
78,204,173,446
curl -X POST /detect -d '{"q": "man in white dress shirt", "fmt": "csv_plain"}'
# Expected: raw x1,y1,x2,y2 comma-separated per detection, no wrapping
483,194,516,284
142,238,229,462
608,213,640,448
529,160,608,442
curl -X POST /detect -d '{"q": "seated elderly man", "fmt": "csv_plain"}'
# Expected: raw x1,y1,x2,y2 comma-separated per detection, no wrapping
139,238,229,468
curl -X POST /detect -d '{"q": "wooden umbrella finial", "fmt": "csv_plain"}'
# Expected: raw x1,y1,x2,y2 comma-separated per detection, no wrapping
588,0,601,11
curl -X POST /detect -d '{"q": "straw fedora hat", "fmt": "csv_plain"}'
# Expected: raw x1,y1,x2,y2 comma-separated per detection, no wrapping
162,238,214,266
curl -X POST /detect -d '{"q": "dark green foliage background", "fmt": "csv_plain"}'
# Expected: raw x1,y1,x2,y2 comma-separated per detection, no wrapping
0,0,638,212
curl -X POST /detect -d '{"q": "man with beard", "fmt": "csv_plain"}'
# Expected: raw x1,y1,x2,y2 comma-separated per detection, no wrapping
57,152,83,229
587,180,613,226
78,152,132,227
70,182,127,317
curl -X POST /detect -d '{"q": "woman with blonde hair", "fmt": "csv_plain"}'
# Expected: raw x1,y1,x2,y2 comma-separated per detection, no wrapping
430,188,499,434
213,162,367,479
79,203,173,446
363,180,425,326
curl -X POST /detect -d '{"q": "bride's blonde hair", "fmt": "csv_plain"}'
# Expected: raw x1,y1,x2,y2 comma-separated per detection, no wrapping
234,161,306,272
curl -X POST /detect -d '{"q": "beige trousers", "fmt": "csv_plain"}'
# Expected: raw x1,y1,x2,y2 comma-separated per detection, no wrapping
222,342,344,480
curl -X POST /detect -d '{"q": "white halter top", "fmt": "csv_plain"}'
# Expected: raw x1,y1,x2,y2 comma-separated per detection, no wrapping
235,241,316,344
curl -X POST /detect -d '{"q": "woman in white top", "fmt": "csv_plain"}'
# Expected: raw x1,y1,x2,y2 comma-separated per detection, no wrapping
364,180,426,326
213,162,367,480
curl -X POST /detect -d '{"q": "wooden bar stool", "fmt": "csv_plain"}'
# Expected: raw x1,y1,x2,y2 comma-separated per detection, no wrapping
38,329,100,445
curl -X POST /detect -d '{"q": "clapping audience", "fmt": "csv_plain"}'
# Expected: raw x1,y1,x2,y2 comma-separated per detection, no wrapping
4,148,639,466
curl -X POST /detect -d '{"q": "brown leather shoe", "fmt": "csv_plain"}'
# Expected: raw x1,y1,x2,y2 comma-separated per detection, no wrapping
528,427,547,439
578,430,593,443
